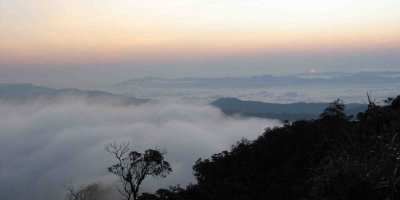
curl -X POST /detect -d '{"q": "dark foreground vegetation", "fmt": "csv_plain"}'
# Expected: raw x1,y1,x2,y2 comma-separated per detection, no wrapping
69,95,400,200
138,95,400,200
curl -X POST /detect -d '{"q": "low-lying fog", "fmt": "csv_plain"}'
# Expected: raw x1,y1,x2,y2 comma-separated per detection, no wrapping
0,96,280,200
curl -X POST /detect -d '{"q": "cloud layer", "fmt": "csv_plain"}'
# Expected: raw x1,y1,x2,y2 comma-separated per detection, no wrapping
0,97,280,199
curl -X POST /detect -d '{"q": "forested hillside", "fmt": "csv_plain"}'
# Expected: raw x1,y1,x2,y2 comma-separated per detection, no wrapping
140,96,400,200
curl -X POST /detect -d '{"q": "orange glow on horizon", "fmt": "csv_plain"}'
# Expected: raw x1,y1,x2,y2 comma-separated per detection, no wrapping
1,0,400,66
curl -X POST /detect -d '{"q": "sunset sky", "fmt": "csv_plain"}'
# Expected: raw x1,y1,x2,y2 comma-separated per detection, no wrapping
1,0,400,86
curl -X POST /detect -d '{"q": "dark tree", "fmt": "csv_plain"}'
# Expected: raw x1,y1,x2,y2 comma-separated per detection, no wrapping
176,96,400,200
105,142,172,200
319,99,348,120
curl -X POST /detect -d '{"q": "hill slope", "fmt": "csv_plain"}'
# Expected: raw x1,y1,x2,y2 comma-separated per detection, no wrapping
141,95,400,200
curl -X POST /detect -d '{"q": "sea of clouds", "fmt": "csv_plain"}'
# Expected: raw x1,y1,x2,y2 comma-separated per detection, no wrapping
0,97,280,199
112,82,400,104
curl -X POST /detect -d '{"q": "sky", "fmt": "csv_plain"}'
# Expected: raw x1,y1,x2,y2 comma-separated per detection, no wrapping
1,0,400,87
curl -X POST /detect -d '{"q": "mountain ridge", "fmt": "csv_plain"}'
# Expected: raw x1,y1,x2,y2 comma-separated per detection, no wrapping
211,97,367,121
118,71,400,88
0,83,149,105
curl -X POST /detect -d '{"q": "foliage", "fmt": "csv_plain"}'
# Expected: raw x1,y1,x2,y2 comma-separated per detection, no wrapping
143,96,400,200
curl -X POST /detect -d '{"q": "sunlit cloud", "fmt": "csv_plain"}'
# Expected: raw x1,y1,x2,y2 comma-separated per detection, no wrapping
309,69,317,73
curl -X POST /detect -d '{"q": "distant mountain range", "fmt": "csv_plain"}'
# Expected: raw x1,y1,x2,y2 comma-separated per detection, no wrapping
118,71,400,88
0,83,149,105
0,83,371,121
211,98,367,121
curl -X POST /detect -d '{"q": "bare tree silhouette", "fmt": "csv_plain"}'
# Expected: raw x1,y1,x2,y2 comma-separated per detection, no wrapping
105,142,172,200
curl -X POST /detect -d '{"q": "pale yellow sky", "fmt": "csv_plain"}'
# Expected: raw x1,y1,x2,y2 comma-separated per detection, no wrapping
1,0,400,65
